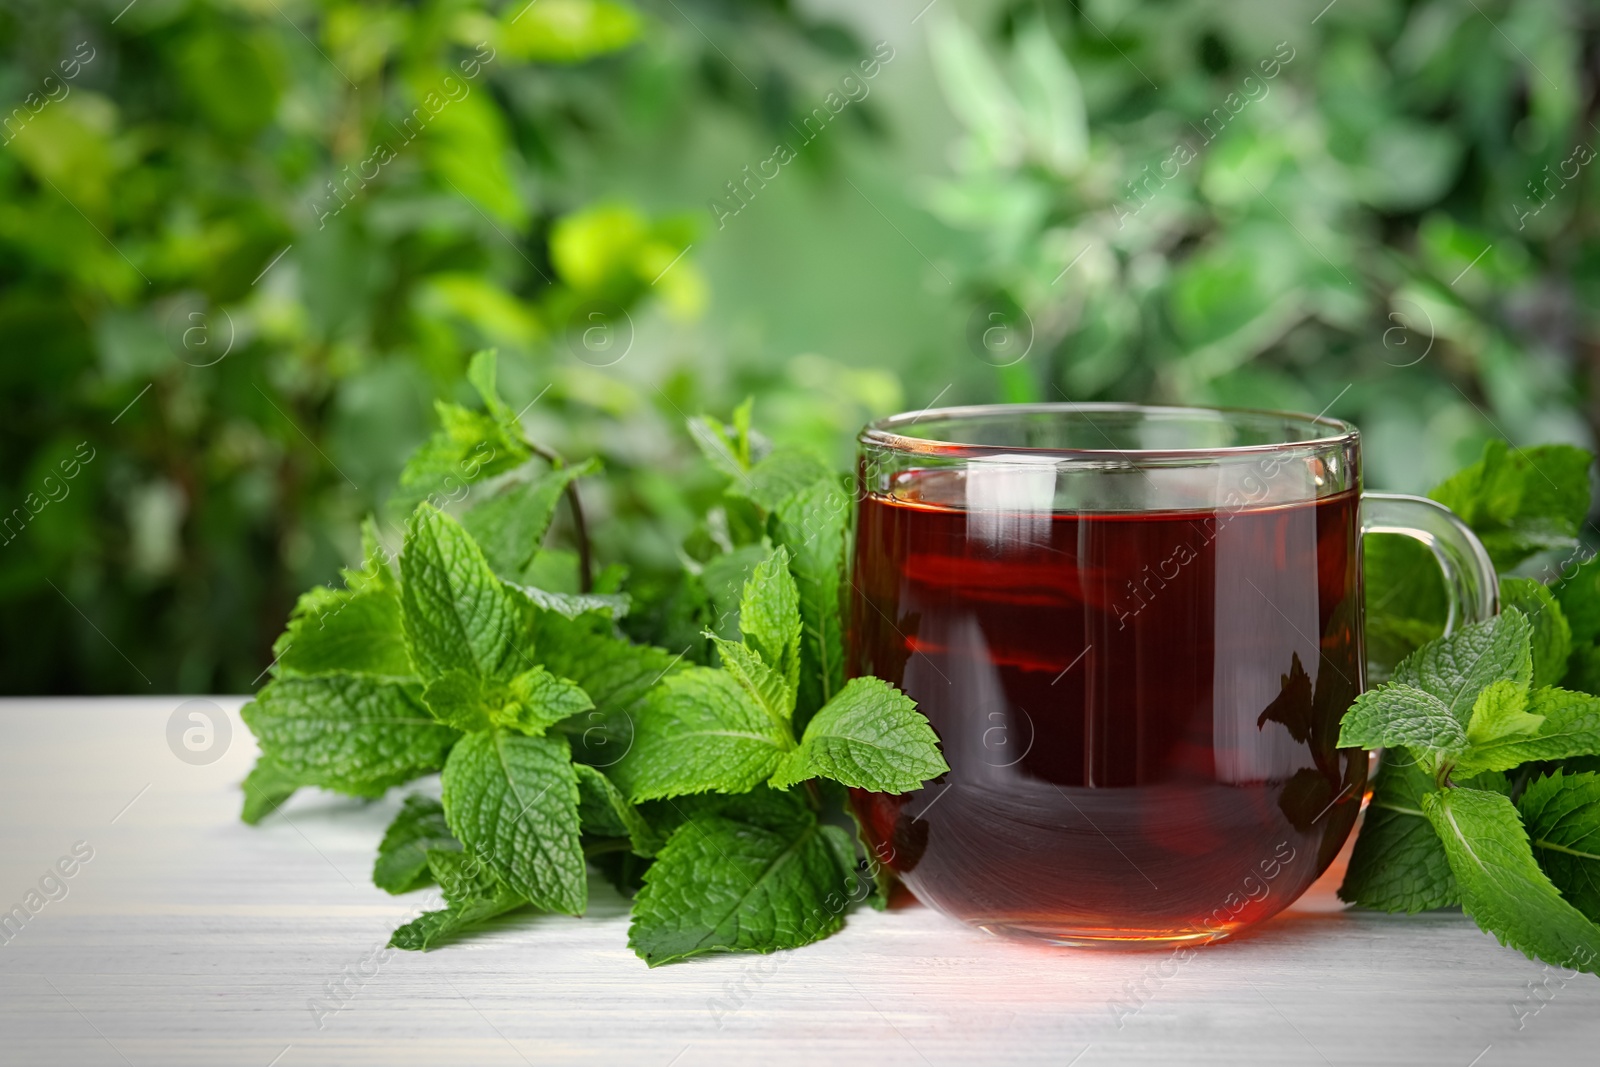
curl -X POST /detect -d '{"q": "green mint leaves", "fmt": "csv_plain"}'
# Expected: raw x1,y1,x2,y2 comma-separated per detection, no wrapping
1366,441,1591,675
616,545,947,803
769,677,949,792
629,789,858,966
1340,438,1600,976
1340,603,1600,973
1423,787,1600,973
1429,441,1591,570
440,730,586,913
240,364,945,964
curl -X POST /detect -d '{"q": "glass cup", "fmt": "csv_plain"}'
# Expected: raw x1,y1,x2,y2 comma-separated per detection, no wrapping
847,404,1496,946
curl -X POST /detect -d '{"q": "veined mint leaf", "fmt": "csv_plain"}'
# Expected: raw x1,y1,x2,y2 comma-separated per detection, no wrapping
507,582,629,620
1392,609,1533,726
769,677,948,793
1338,748,1457,912
1455,687,1600,776
774,478,849,723
627,790,855,965
1422,786,1600,975
401,505,530,683
735,446,833,512
1465,679,1544,747
740,546,802,688
498,665,593,735
711,634,795,726
1430,441,1592,569
272,581,414,681
239,756,301,825
612,667,793,802
389,849,528,951
1500,578,1573,689
463,460,600,581
1337,683,1469,757
575,763,662,856
241,676,458,797
1519,770,1600,924
440,730,586,915
374,795,461,894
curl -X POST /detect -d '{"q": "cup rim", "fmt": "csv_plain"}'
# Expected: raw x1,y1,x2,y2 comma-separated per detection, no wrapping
860,402,1360,460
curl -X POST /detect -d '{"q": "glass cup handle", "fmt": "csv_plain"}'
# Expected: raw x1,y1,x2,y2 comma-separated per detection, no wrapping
1361,491,1499,635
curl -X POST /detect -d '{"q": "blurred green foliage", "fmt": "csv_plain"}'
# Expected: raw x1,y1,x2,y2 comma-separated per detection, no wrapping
1,0,1596,693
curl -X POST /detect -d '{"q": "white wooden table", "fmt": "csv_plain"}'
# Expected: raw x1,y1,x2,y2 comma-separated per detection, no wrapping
2,697,1597,1066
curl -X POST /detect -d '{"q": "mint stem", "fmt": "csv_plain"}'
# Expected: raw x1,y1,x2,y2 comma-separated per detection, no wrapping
525,441,593,593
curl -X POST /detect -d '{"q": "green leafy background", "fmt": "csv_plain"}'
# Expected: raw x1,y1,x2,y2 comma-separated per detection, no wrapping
3,0,1597,694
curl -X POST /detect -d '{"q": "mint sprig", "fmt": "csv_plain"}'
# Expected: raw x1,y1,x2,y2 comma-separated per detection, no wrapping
239,353,947,963
1343,554,1600,973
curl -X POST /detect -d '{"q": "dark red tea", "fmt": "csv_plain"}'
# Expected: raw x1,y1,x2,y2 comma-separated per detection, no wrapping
849,471,1367,943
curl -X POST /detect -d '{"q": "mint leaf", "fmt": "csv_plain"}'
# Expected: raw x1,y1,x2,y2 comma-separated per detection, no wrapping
389,848,528,951
1337,683,1469,757
701,543,769,640
465,349,515,424
499,665,594,735
774,479,849,722
507,582,629,620
1520,770,1600,924
688,414,754,481
440,730,586,914
1455,687,1600,776
1392,609,1533,725
272,582,414,681
350,516,399,594
711,635,796,726
735,446,833,512
769,677,948,793
391,352,531,518
1429,441,1591,569
392,406,530,520
1422,786,1600,974
241,676,458,797
401,505,530,683
374,795,461,894
1465,679,1545,747
627,790,854,965
613,667,793,801
739,546,802,687
575,763,662,856
1501,578,1573,689
1339,749,1457,912
462,460,599,580
239,756,300,825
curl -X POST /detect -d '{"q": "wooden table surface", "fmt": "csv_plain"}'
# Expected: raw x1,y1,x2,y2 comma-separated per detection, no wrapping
2,696,1597,1066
